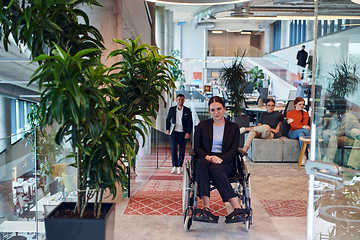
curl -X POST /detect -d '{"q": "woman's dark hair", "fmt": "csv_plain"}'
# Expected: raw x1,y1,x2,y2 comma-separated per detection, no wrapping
208,96,225,108
266,99,275,105
294,97,305,105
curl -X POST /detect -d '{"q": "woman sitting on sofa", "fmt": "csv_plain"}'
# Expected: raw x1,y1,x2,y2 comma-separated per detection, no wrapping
240,99,284,153
287,96,310,159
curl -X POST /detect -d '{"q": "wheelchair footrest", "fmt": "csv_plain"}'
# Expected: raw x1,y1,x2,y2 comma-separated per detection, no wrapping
225,208,252,224
193,208,219,223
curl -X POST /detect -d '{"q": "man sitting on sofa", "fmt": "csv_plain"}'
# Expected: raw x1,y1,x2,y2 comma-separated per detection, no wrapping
322,98,360,170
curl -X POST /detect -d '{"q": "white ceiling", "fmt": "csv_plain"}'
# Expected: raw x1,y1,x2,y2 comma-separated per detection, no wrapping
2,0,360,98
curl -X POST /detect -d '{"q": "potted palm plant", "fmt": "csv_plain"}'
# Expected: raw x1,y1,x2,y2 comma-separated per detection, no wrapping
1,1,176,240
327,60,360,99
220,53,248,117
220,53,250,147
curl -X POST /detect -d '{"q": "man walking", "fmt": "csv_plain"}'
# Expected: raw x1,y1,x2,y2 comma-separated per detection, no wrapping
166,94,193,174
296,45,308,68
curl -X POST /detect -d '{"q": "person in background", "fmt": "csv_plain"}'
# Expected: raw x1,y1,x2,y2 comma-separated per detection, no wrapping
296,45,308,68
240,99,284,153
287,97,310,161
322,98,360,170
166,94,193,174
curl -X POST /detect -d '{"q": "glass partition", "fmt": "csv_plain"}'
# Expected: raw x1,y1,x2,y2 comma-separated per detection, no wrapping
307,0,360,238
0,127,74,240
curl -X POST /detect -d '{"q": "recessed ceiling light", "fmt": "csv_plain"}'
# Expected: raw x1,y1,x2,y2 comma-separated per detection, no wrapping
241,31,252,34
226,29,242,32
180,59,196,63
212,30,223,34
199,60,210,62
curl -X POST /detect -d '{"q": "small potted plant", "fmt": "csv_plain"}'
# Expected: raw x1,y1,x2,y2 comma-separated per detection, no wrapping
248,66,265,91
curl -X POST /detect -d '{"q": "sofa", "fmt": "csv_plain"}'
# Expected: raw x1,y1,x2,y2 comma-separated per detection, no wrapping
244,120,301,163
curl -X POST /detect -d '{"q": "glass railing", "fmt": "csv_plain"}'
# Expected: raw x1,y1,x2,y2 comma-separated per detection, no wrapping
0,127,75,239
307,161,360,239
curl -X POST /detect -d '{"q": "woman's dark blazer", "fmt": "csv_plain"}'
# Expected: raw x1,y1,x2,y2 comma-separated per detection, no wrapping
194,118,240,173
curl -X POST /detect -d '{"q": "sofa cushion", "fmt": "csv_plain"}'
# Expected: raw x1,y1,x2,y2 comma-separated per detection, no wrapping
247,137,283,162
281,120,291,138
280,137,300,162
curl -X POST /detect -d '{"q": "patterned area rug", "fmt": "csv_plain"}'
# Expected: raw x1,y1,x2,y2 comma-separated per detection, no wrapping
124,158,228,216
260,199,307,217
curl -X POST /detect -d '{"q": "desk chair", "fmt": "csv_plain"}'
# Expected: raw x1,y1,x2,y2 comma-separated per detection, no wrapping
288,90,297,100
62,173,77,197
283,100,295,117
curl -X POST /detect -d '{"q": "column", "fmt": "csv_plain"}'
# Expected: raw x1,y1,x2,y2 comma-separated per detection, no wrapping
81,0,123,68
281,20,290,49
264,25,272,53
165,10,173,56
156,6,165,55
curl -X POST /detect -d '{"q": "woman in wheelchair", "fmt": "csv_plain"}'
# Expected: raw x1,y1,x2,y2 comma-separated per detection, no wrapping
194,96,243,223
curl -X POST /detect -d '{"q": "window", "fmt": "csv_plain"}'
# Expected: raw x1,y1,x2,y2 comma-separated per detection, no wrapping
273,21,281,51
11,99,36,144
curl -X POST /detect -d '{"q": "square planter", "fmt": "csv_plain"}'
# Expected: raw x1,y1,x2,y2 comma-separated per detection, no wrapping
45,202,115,240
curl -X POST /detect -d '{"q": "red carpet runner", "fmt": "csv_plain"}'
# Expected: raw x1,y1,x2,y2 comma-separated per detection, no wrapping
124,153,228,216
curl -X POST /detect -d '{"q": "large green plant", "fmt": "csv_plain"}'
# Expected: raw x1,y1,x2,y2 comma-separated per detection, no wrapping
29,44,122,217
220,54,248,117
328,60,360,99
3,0,177,219
0,0,104,59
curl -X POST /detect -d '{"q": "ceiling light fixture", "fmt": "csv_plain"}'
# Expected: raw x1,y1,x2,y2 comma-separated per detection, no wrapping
199,60,210,62
351,0,360,4
180,58,196,63
218,15,360,20
241,31,251,34
212,30,223,34
226,29,242,32
146,0,245,5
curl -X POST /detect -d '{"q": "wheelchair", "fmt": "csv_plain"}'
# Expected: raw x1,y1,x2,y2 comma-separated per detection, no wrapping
182,148,252,232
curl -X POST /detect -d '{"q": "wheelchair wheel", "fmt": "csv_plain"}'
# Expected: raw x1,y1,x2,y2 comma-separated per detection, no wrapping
245,221,250,231
182,162,191,215
184,215,192,232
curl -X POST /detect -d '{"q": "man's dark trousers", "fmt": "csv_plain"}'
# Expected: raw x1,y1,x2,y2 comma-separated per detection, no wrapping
170,131,186,167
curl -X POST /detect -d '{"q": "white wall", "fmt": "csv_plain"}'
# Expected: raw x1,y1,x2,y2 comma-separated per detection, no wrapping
180,22,207,86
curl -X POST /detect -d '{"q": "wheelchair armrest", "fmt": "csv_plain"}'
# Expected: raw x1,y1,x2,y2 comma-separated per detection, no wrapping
188,149,195,156
238,148,247,157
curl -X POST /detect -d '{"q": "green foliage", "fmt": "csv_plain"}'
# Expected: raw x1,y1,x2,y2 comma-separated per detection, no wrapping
23,104,61,178
220,53,248,117
29,44,123,217
328,60,360,99
248,66,265,91
170,50,185,90
3,1,177,219
0,0,104,59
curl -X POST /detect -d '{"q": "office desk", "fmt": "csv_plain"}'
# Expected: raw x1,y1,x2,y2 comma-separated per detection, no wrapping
246,106,285,124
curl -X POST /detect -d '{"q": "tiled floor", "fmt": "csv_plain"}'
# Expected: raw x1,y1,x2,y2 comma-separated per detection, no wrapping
115,150,309,240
